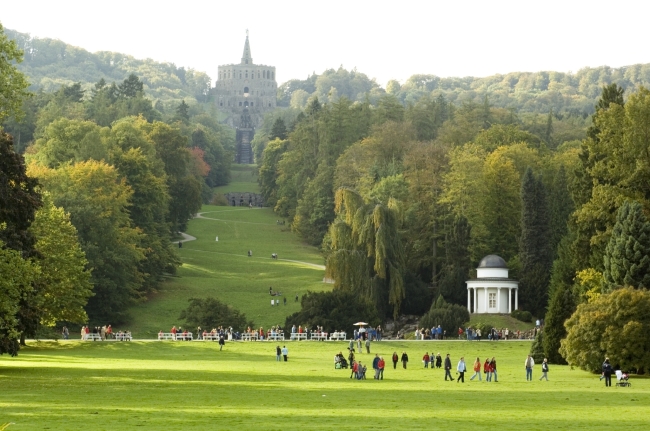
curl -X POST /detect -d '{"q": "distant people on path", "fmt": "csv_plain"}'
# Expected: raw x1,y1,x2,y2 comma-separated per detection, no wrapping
458,327,463,340
476,328,481,341
365,338,370,354
62,326,69,340
444,354,454,381
470,357,482,381
276,346,281,361
295,294,299,302
401,352,409,369
392,352,399,369
457,357,466,383
269,286,273,295
178,241,182,248
282,346,288,361
602,357,613,387
357,337,362,353
540,358,549,381
283,297,287,306
248,250,252,257
435,353,442,369
271,299,274,307
525,354,535,381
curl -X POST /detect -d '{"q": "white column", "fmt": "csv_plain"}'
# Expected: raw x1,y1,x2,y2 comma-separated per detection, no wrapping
467,288,471,313
484,287,488,313
515,288,518,310
497,287,501,313
508,288,512,313
474,288,477,313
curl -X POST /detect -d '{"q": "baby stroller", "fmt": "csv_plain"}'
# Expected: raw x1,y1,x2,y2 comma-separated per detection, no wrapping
615,370,631,387
340,357,349,369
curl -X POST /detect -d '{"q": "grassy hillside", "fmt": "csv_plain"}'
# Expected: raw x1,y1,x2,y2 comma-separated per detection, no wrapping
124,205,326,337
213,164,260,194
2,340,648,430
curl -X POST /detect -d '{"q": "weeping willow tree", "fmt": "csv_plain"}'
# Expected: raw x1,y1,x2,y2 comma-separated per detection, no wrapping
325,188,406,319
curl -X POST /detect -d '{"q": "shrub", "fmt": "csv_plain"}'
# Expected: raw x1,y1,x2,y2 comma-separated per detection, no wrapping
211,193,228,206
179,297,252,332
419,295,470,334
284,290,380,337
511,309,533,322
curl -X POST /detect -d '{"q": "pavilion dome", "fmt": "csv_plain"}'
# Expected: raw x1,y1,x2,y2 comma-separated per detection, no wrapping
477,255,507,269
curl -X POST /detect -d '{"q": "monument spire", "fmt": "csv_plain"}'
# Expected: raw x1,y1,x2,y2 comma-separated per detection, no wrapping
241,30,253,65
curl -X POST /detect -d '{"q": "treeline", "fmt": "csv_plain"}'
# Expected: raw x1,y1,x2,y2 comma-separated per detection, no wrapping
1,23,234,344
6,28,211,104
258,92,579,320
278,64,650,120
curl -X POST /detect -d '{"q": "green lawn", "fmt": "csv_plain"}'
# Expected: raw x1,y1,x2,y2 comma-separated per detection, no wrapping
1,340,648,430
125,205,327,337
214,164,260,194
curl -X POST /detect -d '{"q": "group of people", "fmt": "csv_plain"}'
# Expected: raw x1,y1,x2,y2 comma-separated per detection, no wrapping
352,326,382,341
79,325,114,340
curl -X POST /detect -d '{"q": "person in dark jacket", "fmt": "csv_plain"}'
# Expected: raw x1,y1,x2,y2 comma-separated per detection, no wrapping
218,335,225,350
392,352,399,369
435,353,442,369
401,352,409,369
539,358,549,381
491,357,498,382
444,354,454,381
602,357,613,387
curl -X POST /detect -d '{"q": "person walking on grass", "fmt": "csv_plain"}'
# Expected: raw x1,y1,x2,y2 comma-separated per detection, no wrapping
457,357,466,383
373,354,380,379
435,353,442,369
378,356,385,380
539,358,549,381
491,357,498,382
444,354,454,381
365,338,371,354
525,354,535,381
401,352,409,369
219,335,225,350
276,345,281,361
392,352,399,369
282,345,288,361
602,357,613,387
484,357,492,382
470,357,482,381
423,352,430,368
357,337,362,353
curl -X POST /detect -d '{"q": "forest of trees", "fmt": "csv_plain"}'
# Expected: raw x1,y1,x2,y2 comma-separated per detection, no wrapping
2,22,650,370
0,23,234,354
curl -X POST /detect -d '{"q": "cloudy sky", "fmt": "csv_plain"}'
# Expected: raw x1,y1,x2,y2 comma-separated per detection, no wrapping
3,0,649,87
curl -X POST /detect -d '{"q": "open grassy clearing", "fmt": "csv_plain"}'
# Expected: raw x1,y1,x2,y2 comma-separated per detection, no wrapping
213,164,260,194
1,340,648,430
125,205,327,337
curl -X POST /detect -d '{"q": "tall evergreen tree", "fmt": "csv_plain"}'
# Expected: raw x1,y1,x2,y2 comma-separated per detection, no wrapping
603,201,650,291
438,215,472,306
269,118,287,140
549,165,573,259
518,167,552,316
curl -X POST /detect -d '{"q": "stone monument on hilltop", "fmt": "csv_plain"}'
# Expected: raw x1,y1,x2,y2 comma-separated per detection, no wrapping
213,31,277,164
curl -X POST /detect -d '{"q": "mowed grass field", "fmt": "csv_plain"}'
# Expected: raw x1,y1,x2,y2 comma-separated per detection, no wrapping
125,204,327,337
1,340,648,430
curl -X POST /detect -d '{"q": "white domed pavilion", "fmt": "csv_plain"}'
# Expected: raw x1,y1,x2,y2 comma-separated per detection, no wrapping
466,255,519,314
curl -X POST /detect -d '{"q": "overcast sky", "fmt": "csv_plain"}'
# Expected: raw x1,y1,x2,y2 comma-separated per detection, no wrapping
3,0,649,87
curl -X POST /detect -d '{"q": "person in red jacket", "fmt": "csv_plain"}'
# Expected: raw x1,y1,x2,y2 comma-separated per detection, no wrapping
423,352,430,368
350,361,358,379
484,357,492,382
377,357,385,380
171,325,177,341
392,352,399,369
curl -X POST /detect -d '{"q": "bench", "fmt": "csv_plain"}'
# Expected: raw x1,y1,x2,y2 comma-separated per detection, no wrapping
203,334,220,341
115,333,132,341
268,334,285,341
158,333,175,340
329,333,347,341
241,333,259,341
85,333,102,341
311,333,328,341
289,333,308,341
176,333,193,341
